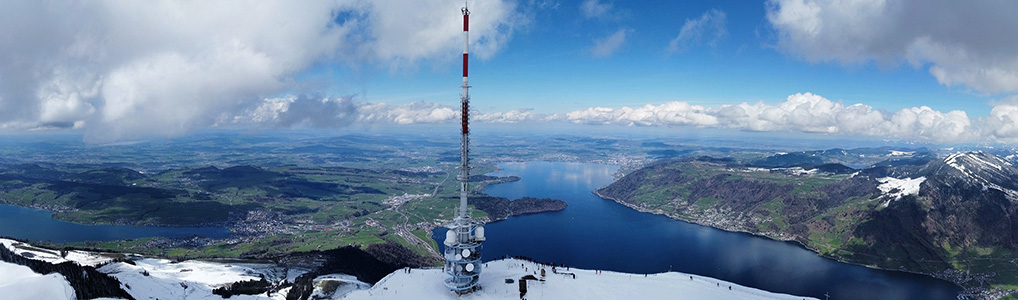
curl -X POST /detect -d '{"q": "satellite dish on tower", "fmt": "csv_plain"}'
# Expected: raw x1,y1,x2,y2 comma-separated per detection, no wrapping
465,263,475,272
462,249,471,257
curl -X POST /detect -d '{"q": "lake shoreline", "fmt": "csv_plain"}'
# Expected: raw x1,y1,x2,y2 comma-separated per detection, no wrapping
0,203,232,244
591,189,972,294
456,161,964,300
0,201,230,228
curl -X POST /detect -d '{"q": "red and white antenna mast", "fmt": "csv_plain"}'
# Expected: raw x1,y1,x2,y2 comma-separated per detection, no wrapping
459,2,471,219
444,2,484,294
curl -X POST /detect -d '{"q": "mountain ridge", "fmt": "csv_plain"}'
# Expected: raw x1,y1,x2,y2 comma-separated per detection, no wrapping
595,149,1018,298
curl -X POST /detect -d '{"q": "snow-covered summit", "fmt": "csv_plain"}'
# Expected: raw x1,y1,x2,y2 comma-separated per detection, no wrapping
343,259,815,300
944,151,1012,173
938,151,1018,200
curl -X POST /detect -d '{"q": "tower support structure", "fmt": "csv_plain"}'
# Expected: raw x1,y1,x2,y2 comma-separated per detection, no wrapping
443,3,485,293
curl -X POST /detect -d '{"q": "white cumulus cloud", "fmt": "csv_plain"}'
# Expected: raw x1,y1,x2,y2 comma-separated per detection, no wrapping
565,92,977,143
475,109,540,123
237,98,546,127
0,0,525,142
766,0,1018,94
980,96,1018,143
239,95,359,128
358,101,458,125
567,102,718,126
238,93,1018,144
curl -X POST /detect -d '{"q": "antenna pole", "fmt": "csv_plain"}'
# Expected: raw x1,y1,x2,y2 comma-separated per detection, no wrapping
444,3,484,293
458,2,471,220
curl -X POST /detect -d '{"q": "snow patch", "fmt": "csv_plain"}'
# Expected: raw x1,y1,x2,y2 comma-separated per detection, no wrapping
0,261,76,300
1,238,114,266
344,259,815,300
942,152,1018,200
944,152,967,172
310,273,370,299
889,150,914,156
877,177,926,207
100,258,287,300
787,167,818,176
1,238,312,300
945,151,1005,173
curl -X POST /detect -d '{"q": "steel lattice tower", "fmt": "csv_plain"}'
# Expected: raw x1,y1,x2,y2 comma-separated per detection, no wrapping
442,2,485,294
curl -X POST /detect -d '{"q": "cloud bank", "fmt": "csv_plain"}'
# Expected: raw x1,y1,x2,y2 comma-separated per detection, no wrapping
235,96,544,127
562,93,998,143
0,0,524,142
234,92,1018,144
766,0,1018,94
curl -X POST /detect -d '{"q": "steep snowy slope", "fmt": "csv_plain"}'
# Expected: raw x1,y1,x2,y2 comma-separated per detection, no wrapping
0,261,76,300
936,151,1018,200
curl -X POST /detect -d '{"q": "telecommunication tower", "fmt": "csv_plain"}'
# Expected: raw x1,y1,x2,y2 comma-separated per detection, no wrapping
443,2,485,293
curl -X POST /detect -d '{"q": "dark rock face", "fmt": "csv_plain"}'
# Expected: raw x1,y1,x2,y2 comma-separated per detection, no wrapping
0,244,135,300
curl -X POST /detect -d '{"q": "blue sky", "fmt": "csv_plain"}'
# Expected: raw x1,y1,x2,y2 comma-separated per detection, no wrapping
351,1,986,115
0,0,1016,143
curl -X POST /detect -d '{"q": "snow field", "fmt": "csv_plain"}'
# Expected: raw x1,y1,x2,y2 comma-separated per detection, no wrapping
1,238,114,266
0,261,76,300
99,258,289,300
342,259,816,300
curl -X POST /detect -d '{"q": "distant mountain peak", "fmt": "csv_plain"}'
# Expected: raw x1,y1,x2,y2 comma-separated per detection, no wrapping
933,151,1018,201
944,151,1011,171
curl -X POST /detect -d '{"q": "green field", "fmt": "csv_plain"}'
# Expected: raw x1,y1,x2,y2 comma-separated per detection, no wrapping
0,132,660,263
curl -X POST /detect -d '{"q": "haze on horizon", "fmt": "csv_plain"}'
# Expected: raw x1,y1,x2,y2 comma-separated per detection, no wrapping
1,0,1017,144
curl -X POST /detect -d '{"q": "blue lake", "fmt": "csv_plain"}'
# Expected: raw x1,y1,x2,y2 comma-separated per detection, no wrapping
434,161,963,300
0,204,231,243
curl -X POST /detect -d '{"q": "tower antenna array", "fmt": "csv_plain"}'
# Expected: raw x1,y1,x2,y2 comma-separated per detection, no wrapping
443,2,485,293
